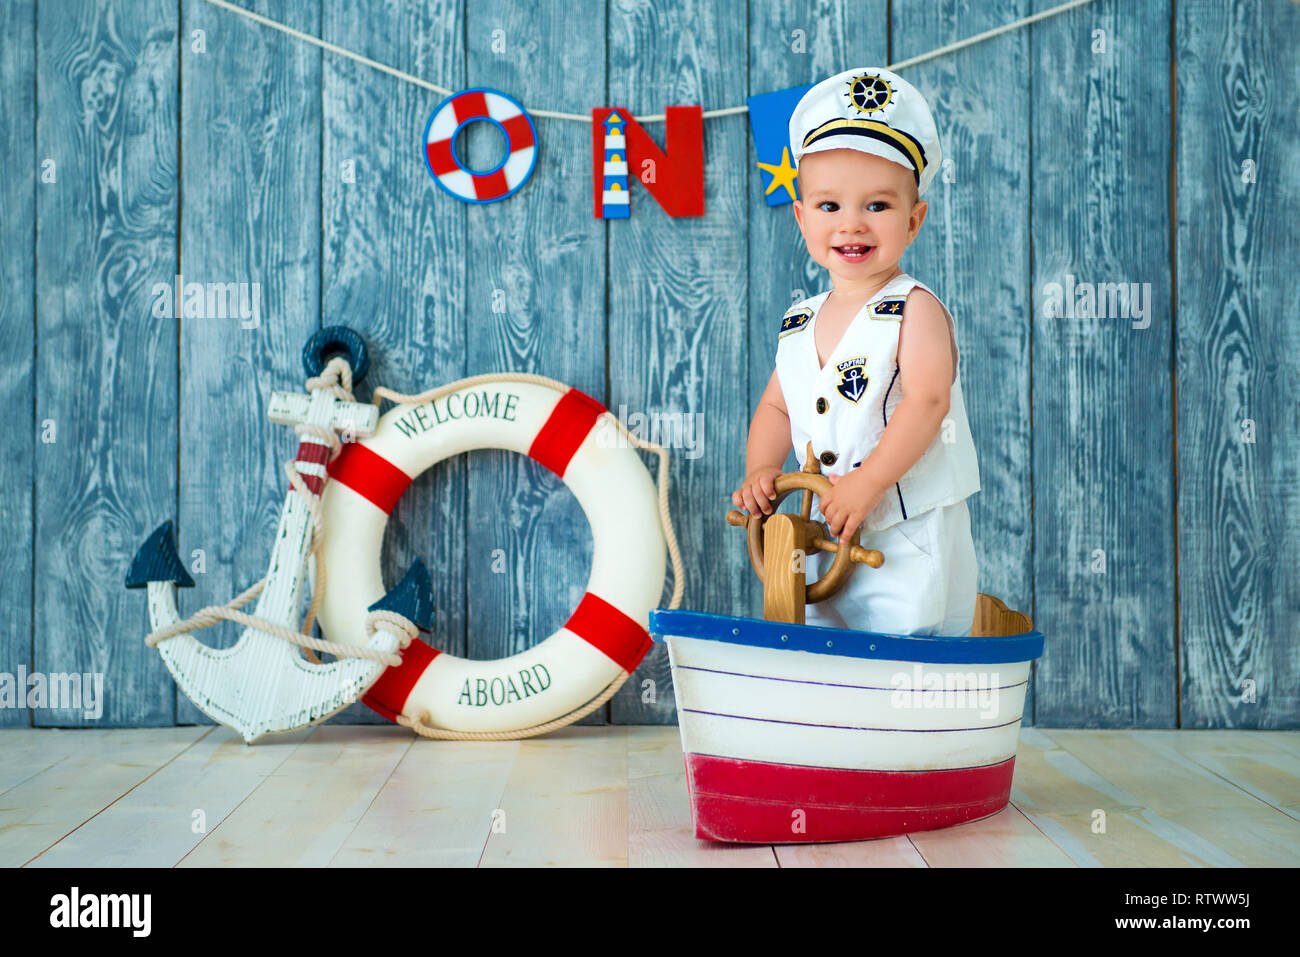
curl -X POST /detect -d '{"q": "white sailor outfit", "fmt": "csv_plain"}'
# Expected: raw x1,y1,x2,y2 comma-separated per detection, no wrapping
774,272,982,636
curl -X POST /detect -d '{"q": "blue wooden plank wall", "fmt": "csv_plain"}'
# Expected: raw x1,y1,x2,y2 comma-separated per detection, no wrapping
34,0,179,726
2,0,1296,730
1175,0,1300,727
0,0,36,729
1031,0,1177,726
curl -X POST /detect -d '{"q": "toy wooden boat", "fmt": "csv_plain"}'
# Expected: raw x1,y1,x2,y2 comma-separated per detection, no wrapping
651,448,1044,844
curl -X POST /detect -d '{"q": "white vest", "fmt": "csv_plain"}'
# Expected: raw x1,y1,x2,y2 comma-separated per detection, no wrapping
774,272,981,532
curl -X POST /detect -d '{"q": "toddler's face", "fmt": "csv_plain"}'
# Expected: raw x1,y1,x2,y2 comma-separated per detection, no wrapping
792,149,927,286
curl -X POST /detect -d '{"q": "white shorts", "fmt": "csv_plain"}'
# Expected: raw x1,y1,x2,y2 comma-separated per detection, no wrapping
803,499,978,637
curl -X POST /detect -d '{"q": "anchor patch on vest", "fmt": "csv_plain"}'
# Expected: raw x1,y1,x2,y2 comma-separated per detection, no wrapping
779,307,812,338
835,356,869,403
871,297,906,320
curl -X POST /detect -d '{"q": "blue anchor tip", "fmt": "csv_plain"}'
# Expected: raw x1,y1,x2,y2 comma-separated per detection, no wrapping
126,520,196,589
367,558,436,631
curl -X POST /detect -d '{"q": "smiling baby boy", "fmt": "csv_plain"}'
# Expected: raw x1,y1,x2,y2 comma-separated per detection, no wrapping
732,67,982,637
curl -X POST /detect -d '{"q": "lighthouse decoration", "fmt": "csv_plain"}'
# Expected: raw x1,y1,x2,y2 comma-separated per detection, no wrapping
599,111,631,219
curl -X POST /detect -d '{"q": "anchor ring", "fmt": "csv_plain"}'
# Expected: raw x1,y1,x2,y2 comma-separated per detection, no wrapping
303,325,370,385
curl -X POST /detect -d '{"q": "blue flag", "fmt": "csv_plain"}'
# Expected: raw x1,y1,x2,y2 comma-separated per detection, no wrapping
746,84,813,207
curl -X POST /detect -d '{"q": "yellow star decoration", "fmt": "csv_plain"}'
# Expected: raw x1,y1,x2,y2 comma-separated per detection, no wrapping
757,146,798,201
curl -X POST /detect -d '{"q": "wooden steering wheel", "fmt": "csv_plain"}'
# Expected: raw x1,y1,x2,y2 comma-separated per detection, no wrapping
727,465,884,607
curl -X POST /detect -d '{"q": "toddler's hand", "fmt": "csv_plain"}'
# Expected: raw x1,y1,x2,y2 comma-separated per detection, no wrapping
821,469,886,542
732,465,782,516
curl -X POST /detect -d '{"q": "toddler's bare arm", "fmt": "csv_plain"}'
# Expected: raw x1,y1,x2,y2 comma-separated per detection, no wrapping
732,369,793,515
745,369,792,475
857,288,953,492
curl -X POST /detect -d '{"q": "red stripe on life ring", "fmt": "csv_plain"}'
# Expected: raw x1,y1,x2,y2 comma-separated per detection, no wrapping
326,443,413,515
453,89,489,124
474,168,510,200
527,388,606,478
564,592,654,672
362,638,440,723
426,138,458,177
500,112,535,151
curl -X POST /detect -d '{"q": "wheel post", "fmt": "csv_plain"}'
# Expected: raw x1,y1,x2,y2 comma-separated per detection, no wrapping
762,513,806,624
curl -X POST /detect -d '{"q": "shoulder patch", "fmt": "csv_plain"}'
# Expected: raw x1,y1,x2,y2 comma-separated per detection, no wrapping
871,297,907,320
779,307,812,338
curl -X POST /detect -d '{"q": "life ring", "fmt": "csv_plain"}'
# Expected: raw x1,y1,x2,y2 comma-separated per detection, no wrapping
423,87,538,203
316,377,667,734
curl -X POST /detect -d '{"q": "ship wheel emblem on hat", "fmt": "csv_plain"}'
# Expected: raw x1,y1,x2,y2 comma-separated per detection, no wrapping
846,73,894,114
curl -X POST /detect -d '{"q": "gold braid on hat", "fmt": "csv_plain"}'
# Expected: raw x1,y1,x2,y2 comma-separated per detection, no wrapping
801,118,927,186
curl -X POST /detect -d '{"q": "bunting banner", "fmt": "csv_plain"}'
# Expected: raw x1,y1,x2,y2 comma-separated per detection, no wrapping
201,0,1099,219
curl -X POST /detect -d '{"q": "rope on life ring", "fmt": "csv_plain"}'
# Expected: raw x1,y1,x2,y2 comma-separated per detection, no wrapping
395,665,629,742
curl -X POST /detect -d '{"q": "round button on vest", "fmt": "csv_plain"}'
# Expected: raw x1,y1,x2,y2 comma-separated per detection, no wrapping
815,397,828,414
820,450,837,467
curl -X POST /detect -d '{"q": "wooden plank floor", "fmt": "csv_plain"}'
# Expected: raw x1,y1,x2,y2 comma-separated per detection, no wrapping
3,726,1298,867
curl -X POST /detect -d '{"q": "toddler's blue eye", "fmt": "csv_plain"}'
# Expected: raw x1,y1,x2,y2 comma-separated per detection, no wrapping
868,201,888,212
817,201,838,212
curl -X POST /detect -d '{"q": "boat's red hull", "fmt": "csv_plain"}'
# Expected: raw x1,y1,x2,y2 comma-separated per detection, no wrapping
685,753,1017,843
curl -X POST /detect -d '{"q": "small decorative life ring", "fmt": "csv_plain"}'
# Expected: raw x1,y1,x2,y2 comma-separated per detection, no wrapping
423,87,538,204
316,377,666,734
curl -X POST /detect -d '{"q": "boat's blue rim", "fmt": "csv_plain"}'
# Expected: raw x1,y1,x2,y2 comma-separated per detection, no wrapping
648,609,1044,664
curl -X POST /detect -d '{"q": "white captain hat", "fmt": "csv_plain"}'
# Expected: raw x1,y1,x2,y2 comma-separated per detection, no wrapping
789,67,942,197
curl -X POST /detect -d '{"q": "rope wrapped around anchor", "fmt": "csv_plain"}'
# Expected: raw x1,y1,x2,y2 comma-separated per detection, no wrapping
143,357,417,667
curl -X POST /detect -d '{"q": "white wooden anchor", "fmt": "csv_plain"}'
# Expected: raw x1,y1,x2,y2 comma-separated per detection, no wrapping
127,328,434,743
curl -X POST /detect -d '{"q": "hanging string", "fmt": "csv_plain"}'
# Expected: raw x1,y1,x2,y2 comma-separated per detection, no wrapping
885,0,1097,72
201,0,1097,123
